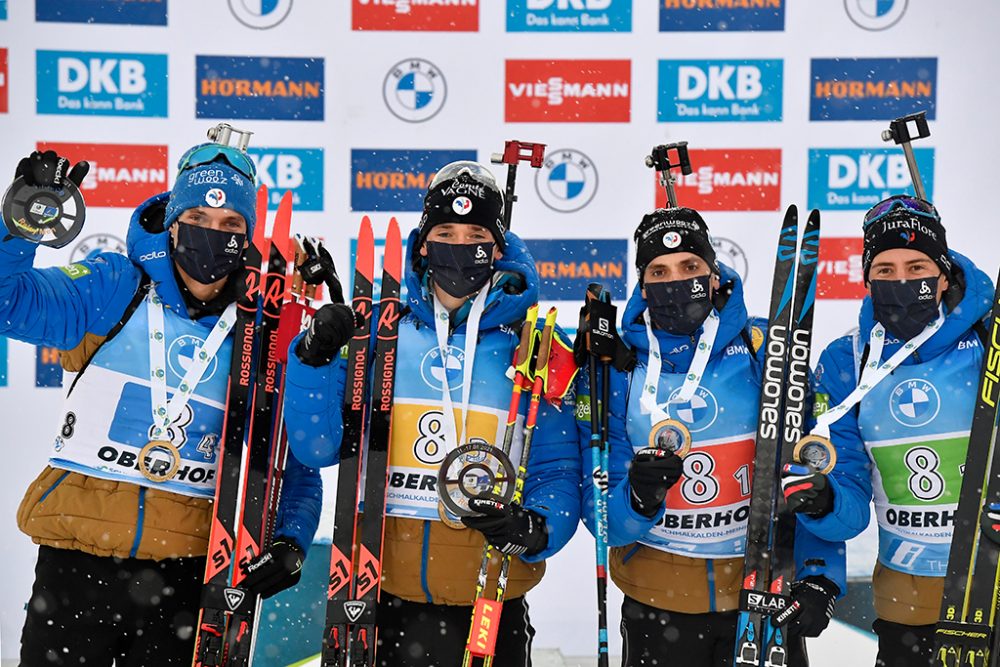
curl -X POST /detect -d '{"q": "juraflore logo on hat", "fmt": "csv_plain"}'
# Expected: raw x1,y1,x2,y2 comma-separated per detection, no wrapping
634,207,717,282
164,160,257,234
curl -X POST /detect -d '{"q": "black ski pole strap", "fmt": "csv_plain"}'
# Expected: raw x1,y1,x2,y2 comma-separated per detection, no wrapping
67,272,152,398
974,320,989,348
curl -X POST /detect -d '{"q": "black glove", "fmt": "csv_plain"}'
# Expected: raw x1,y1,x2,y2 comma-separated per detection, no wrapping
782,463,835,517
461,497,549,557
628,447,684,517
572,298,635,372
15,150,89,189
295,303,357,367
240,539,305,600
298,237,345,304
781,576,839,638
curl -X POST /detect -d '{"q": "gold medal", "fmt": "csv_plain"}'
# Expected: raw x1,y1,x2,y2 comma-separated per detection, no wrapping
793,435,837,474
437,500,467,530
138,440,181,482
648,419,692,457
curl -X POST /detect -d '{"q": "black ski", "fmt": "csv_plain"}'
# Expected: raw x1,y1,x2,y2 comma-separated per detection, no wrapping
323,217,375,667
934,271,1000,667
736,206,822,666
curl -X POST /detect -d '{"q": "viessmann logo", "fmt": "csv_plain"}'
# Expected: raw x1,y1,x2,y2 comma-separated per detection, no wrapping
656,148,781,211
352,0,479,31
505,59,631,123
196,55,324,121
37,142,168,208
810,57,937,121
817,237,866,300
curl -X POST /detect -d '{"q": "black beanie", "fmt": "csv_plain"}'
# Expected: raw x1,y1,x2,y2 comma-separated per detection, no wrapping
418,161,506,252
634,207,717,282
862,208,950,282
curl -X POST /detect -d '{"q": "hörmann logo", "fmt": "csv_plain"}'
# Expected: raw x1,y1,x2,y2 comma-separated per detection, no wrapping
249,147,324,211
36,0,168,25
352,0,479,31
351,148,476,211
37,50,168,117
810,57,937,121
196,55,324,121
525,239,628,300
507,0,632,32
658,59,782,122
656,148,781,211
506,59,630,122
659,0,784,31
38,142,167,208
807,147,935,210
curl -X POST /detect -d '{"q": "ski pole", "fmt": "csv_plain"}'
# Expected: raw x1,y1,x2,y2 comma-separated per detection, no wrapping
583,283,611,667
477,308,557,667
461,306,540,667
644,142,692,209
881,111,931,201
490,140,546,232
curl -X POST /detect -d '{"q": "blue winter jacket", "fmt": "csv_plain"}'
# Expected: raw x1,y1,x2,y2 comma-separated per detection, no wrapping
283,229,581,604
577,265,846,612
0,193,321,558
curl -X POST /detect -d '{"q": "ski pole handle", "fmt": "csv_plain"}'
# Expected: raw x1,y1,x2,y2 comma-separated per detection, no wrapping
881,111,931,201
490,140,547,233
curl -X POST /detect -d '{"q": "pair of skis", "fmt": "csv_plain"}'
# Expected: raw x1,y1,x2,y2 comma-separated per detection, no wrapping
322,216,402,667
735,205,820,667
934,270,1000,667
193,186,301,667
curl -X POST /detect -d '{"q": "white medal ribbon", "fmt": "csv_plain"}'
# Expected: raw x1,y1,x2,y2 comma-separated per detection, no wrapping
812,307,945,439
640,309,720,426
432,287,489,453
147,286,238,440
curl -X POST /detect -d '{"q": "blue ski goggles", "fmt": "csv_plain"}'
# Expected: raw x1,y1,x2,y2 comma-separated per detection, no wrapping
863,195,939,227
176,143,257,183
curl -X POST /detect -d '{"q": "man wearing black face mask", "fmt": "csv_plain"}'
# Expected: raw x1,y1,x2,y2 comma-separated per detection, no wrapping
0,145,322,666
575,207,844,666
284,160,581,665
784,195,995,667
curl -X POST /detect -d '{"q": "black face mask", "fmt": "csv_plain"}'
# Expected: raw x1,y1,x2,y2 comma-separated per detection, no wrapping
645,275,713,335
172,223,245,285
425,241,495,299
870,277,940,341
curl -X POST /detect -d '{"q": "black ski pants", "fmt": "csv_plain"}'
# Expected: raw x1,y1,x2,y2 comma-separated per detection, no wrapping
621,595,809,667
376,592,535,666
19,545,203,667
873,619,934,667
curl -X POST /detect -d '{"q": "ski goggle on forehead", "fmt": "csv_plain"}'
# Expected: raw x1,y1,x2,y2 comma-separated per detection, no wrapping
429,161,499,190
176,143,256,183
863,195,939,227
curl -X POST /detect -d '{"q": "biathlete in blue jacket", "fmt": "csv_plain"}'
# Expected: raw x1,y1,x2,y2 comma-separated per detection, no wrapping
576,207,845,667
782,196,994,667
1,143,322,666
282,161,581,666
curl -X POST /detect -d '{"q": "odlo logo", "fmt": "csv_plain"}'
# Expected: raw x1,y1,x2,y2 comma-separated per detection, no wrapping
225,235,240,255
919,280,933,300
474,244,489,264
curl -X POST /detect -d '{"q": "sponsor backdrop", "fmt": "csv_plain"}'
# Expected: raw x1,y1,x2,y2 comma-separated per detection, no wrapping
1,0,998,663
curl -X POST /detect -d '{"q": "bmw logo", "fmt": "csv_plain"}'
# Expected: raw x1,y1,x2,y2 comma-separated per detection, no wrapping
534,149,598,213
383,58,447,123
228,0,294,29
420,345,465,391
664,386,719,433
168,335,219,384
70,233,126,263
844,0,908,31
889,378,940,428
711,237,749,284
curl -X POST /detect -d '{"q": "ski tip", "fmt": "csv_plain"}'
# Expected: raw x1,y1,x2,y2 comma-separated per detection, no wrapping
783,203,798,222
808,208,821,226
385,217,402,271
272,190,294,260
253,185,269,250
357,216,375,279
